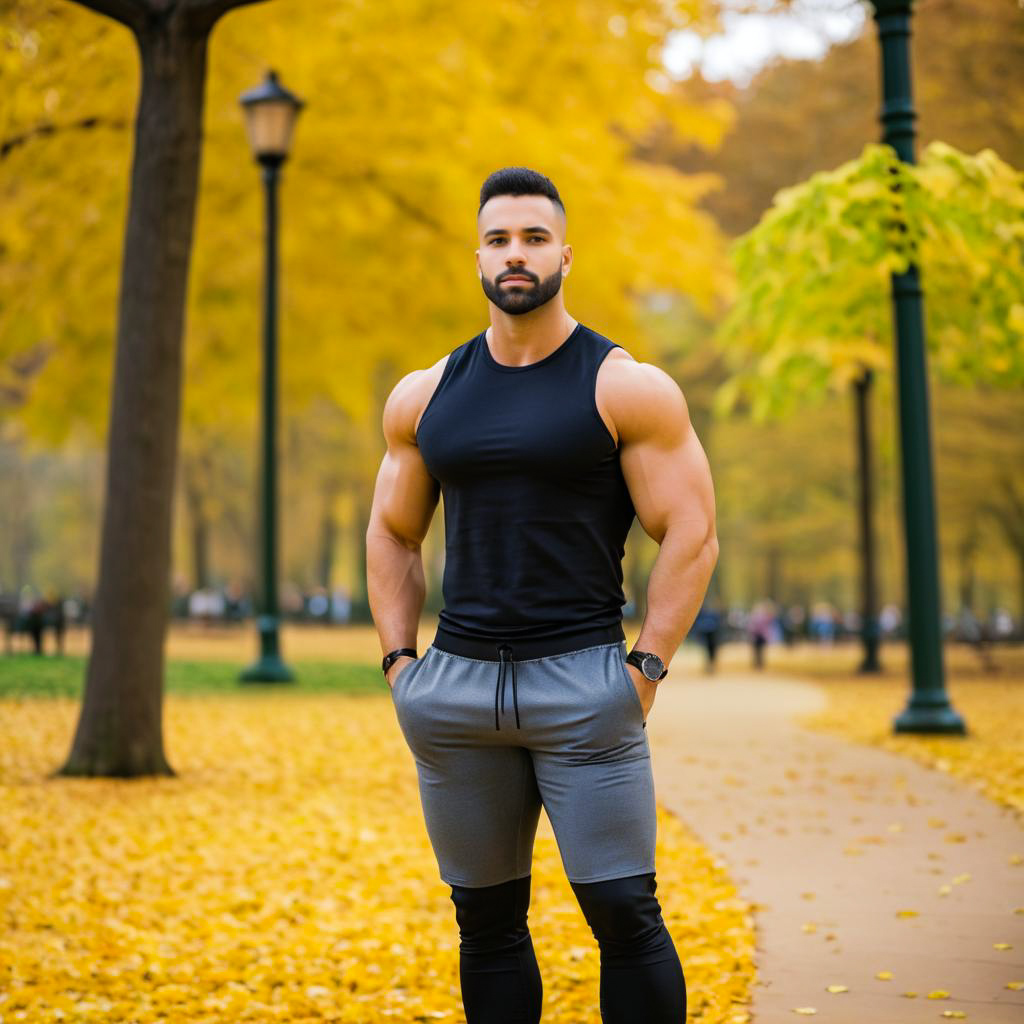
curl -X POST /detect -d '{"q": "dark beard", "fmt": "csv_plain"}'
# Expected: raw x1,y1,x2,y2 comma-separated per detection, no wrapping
481,267,563,315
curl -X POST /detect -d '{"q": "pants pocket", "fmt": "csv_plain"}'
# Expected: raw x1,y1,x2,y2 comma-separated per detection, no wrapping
614,645,647,728
390,647,428,702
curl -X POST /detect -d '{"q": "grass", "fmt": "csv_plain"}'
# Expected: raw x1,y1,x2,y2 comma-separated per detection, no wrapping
0,653,386,699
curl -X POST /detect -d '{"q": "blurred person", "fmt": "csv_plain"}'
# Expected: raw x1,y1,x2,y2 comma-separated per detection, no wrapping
330,585,352,623
747,600,775,670
691,599,722,674
880,602,902,639
366,167,718,1023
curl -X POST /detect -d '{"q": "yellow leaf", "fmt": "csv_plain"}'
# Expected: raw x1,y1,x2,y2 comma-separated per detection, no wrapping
875,971,893,980
825,984,848,993
927,989,951,999
792,1008,818,1015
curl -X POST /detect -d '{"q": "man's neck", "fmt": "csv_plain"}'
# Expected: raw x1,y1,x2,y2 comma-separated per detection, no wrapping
486,301,578,368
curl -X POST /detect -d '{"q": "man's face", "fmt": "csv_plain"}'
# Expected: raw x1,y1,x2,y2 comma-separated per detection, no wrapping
476,194,571,316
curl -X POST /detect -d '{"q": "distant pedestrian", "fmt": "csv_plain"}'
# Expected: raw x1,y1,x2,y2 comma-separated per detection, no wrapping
692,602,722,674
748,600,776,670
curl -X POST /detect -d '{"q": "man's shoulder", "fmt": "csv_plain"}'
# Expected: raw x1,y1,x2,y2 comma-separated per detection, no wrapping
386,331,480,442
577,323,637,366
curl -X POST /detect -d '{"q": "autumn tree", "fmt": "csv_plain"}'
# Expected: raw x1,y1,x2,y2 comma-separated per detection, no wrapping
51,0,273,777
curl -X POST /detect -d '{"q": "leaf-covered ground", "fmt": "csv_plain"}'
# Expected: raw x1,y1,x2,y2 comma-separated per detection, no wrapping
0,687,757,1023
773,643,1024,820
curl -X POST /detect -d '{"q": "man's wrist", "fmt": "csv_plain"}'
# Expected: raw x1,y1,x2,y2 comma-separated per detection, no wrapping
627,647,669,681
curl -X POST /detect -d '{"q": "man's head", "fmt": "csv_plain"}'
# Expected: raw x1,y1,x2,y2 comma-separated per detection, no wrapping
476,167,571,316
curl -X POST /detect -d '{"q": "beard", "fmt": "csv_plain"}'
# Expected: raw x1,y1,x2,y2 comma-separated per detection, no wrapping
481,266,563,315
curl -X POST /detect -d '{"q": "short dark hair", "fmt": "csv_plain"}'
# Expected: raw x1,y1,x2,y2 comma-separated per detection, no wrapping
478,166,566,219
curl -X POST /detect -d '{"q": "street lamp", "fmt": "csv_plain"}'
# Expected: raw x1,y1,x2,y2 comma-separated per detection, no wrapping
237,69,304,684
868,0,965,734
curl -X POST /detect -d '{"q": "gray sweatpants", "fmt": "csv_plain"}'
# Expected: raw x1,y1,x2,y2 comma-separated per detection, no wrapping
389,640,657,888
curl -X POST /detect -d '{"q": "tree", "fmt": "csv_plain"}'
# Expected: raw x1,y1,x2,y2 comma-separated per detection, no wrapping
712,140,1024,666
56,0,272,778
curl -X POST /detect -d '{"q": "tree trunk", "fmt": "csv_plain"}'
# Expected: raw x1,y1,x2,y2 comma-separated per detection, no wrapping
318,490,337,589
853,368,881,673
185,472,211,592
765,545,782,603
59,12,212,777
957,530,977,612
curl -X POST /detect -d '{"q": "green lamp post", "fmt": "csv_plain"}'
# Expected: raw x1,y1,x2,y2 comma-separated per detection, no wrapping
868,0,965,734
238,69,304,684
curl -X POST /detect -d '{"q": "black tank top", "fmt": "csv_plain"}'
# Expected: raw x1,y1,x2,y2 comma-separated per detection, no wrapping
417,322,636,660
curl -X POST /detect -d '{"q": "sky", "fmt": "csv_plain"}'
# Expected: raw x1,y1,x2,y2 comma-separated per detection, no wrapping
663,0,869,87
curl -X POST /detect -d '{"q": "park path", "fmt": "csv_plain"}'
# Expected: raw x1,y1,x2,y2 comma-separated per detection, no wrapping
644,665,1024,1023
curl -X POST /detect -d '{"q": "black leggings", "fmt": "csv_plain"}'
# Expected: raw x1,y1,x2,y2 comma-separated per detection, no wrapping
448,871,686,1023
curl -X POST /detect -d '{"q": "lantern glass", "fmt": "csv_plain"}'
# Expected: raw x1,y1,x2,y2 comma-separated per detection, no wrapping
243,100,297,158
239,70,304,160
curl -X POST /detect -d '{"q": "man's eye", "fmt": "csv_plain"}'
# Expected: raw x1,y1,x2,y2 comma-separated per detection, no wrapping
489,238,506,245
529,236,545,243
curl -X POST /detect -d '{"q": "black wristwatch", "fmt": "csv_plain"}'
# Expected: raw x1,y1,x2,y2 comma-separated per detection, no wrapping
626,649,668,681
382,647,418,676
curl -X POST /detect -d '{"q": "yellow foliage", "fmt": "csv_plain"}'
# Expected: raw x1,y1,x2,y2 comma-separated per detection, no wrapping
1,0,732,447
0,690,756,1021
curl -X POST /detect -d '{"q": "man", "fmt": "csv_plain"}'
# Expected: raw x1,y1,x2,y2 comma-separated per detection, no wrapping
366,166,718,1023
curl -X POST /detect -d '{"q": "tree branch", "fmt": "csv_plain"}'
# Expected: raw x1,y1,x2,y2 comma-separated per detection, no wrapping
181,0,273,30
1,116,130,162
66,0,148,30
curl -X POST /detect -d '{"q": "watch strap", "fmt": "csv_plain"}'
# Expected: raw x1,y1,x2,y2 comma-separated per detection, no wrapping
382,647,418,675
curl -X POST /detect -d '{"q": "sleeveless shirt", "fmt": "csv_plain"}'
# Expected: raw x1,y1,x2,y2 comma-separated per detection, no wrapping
416,322,637,660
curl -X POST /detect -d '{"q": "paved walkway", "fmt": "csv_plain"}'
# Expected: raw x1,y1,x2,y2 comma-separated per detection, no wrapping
644,666,1024,1023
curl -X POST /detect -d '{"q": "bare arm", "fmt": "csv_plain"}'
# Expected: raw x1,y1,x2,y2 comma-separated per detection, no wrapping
609,360,719,677
365,369,441,685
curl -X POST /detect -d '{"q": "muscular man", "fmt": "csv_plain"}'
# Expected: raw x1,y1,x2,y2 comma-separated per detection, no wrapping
366,166,718,1023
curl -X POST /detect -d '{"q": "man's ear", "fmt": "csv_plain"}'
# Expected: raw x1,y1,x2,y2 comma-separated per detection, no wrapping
475,248,482,279
562,244,573,277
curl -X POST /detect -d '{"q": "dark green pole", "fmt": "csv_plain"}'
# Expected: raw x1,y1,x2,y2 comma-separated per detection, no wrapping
241,153,294,683
870,0,963,733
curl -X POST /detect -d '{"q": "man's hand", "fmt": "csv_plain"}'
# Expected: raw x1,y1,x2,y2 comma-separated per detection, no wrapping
386,654,417,690
625,662,659,721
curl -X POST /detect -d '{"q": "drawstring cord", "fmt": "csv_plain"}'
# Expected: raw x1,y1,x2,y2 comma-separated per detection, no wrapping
494,644,520,731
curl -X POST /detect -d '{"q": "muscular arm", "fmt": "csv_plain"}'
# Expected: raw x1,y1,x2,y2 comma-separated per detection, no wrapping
609,360,719,675
365,370,441,680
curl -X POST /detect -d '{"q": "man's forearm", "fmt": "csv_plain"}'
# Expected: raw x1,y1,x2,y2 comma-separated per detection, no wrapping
633,520,718,671
366,526,428,656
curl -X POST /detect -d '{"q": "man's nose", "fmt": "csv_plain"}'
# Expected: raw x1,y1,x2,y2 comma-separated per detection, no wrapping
505,244,527,265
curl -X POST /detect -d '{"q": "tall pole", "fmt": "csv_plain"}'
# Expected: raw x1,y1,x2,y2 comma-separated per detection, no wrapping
870,0,963,733
241,152,294,683
853,368,881,674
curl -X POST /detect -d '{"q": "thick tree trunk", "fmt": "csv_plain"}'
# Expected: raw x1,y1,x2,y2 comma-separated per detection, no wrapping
854,369,881,673
59,14,212,777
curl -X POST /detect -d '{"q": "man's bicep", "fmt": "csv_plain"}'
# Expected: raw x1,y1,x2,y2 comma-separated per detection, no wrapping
369,443,440,550
619,388,716,547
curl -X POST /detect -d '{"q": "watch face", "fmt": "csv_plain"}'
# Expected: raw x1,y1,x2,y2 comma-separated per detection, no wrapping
641,654,664,681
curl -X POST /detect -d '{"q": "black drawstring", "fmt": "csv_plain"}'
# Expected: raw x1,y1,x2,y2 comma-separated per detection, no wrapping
494,644,520,730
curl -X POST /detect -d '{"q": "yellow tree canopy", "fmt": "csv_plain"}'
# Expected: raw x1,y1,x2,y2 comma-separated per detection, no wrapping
2,0,734,449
